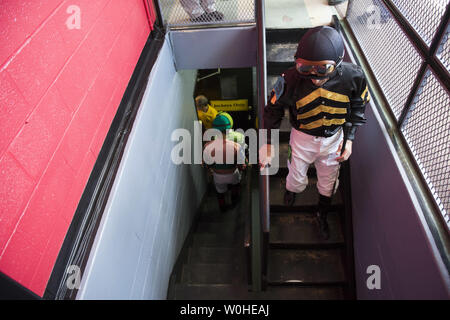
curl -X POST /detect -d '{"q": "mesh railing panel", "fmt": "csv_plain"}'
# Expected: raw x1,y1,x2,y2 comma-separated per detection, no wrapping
436,23,450,72
390,0,448,46
158,0,255,27
400,69,450,227
347,0,423,120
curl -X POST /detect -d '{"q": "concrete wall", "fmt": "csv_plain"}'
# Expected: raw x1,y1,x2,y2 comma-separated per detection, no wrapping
350,100,450,299
0,0,152,296
77,37,207,299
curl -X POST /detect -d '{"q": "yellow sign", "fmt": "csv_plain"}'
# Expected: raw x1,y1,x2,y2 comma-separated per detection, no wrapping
210,99,249,111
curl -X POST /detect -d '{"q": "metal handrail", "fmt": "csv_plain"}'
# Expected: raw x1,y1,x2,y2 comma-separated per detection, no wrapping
255,0,270,291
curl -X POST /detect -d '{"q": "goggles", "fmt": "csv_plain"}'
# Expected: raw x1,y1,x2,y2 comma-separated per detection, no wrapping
295,58,336,77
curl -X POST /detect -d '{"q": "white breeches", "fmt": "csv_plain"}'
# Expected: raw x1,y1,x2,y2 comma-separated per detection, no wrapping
212,169,241,193
286,128,343,197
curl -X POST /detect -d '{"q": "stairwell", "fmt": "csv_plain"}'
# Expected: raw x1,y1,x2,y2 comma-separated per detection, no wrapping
167,26,356,300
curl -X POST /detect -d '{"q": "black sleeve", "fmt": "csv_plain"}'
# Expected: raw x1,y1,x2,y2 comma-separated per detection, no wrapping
347,68,370,141
263,76,288,143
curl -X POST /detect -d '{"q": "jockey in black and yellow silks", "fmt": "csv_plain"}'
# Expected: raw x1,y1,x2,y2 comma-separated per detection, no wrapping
261,26,370,239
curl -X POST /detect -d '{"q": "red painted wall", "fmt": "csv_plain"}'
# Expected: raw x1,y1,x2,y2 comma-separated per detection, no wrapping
0,0,154,296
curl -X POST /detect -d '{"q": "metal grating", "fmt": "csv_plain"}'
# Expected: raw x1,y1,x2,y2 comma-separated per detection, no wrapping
389,0,448,46
436,23,450,73
401,69,450,227
158,0,255,28
347,0,423,120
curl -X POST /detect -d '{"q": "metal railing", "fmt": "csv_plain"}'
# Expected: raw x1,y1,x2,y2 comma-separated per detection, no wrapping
256,0,270,291
345,0,450,270
157,0,256,28
347,0,450,228
244,0,268,292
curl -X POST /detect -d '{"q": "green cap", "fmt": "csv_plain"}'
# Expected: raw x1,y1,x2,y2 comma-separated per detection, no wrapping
212,113,232,132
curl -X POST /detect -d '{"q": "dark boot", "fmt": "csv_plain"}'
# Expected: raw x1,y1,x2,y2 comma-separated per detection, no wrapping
217,192,227,212
284,189,296,206
316,194,332,240
231,184,240,206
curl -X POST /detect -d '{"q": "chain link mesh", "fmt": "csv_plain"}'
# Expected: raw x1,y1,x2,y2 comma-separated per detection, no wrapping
400,69,450,227
158,0,255,28
389,0,448,46
347,0,423,119
436,23,450,73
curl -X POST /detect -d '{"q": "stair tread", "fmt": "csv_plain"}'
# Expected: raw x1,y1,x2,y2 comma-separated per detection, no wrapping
269,175,343,206
267,42,298,62
196,221,236,235
268,249,346,284
181,263,235,285
198,209,240,223
270,212,344,245
267,61,294,76
255,286,345,300
188,247,234,264
266,28,309,44
193,233,236,247
173,284,245,300
269,175,319,206
173,284,345,300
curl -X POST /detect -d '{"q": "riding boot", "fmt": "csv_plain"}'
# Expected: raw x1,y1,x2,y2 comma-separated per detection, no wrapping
217,192,226,212
284,189,296,206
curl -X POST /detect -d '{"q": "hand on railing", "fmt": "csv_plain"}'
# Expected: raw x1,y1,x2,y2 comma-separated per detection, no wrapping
336,139,353,162
258,144,274,169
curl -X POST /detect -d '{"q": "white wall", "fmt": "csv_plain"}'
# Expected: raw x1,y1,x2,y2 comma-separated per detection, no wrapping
77,36,207,299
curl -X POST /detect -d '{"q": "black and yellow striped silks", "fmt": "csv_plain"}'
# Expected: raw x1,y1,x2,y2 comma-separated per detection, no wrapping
295,88,350,131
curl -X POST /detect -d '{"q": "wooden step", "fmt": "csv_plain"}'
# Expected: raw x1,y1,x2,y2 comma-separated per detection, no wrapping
173,283,346,300
173,284,246,300
188,247,234,264
270,212,344,247
197,205,240,223
181,263,235,285
266,42,298,63
192,233,236,248
266,28,309,44
195,221,236,236
268,248,346,285
269,175,343,207
252,286,345,300
267,61,294,75
269,175,320,206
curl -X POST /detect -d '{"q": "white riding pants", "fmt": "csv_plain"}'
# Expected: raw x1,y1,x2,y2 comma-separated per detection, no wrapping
179,0,216,18
212,169,241,194
286,128,343,197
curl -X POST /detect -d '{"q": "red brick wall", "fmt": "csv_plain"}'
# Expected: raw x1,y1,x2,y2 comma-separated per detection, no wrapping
0,0,153,296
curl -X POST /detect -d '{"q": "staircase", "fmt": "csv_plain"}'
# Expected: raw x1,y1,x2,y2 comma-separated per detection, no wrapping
167,27,356,300
167,182,249,300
